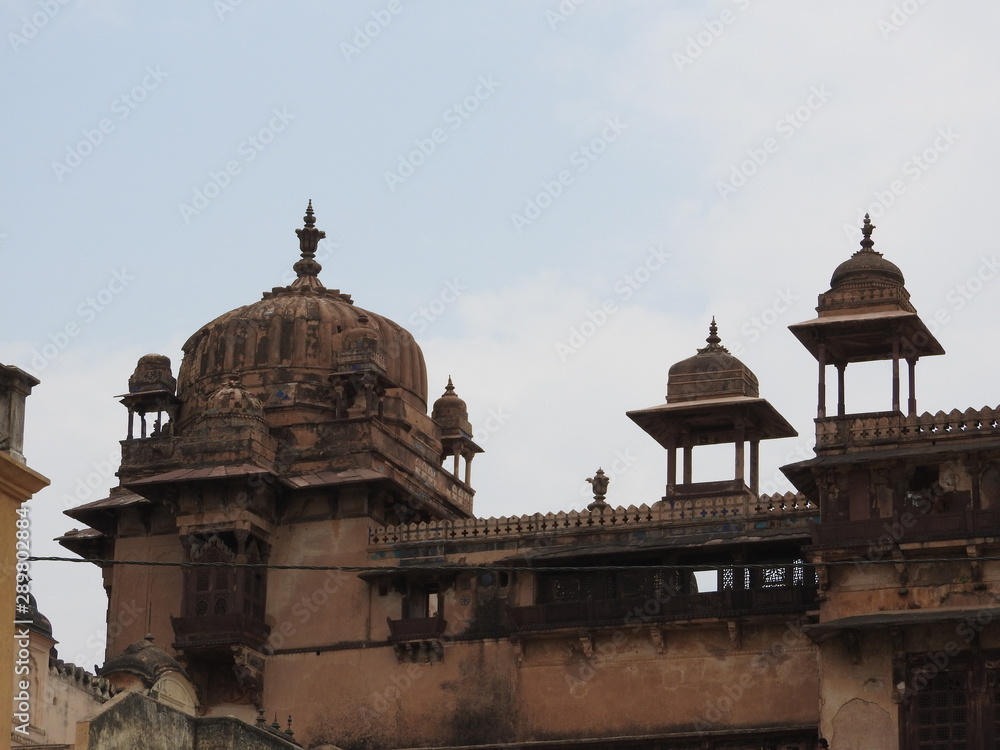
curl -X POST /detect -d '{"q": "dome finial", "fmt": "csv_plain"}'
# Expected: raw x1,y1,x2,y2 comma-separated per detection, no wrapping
445,375,455,394
706,316,720,346
293,200,326,278
697,316,729,354
859,213,875,253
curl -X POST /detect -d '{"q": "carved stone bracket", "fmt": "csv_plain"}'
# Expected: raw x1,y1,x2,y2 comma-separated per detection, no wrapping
649,626,666,655
889,627,904,655
727,621,742,650
891,549,908,591
967,544,983,584
510,636,524,667
392,639,444,664
816,564,830,592
231,645,266,708
842,630,861,665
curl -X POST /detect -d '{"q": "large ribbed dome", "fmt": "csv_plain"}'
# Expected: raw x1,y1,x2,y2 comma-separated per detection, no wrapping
175,203,428,425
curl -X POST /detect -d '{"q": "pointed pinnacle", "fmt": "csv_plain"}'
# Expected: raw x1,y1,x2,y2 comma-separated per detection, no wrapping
706,316,721,346
860,213,875,252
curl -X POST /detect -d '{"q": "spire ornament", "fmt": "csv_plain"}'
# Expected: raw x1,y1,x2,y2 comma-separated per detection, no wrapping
697,316,730,354
586,468,609,512
859,213,877,254
293,200,326,278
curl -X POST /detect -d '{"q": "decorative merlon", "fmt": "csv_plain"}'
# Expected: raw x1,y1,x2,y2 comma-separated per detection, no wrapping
816,405,1000,451
49,657,119,702
369,492,812,546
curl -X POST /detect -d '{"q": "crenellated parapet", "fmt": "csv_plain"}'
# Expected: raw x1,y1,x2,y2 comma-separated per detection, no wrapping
369,492,814,546
815,405,1000,453
49,656,119,703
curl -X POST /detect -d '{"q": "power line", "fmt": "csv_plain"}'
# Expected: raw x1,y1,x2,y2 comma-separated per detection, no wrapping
25,555,991,572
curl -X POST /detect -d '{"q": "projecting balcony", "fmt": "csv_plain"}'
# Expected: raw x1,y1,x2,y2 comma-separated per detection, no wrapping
386,615,448,641
811,506,1000,548
170,613,271,653
509,586,818,632
386,615,448,663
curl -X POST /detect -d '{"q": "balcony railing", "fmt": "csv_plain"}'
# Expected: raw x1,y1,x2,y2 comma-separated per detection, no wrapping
811,507,1000,547
509,585,818,632
171,613,271,651
386,615,448,641
815,406,1000,452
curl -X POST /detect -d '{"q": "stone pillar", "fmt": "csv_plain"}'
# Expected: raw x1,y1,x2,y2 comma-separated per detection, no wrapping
907,358,917,417
817,343,827,418
891,339,901,412
0,365,38,464
836,364,846,417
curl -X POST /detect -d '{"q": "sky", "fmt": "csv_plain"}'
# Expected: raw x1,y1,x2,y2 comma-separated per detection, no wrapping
4,0,1000,670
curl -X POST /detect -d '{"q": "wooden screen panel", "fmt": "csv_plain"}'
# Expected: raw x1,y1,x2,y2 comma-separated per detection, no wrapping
912,672,969,750
903,653,1000,750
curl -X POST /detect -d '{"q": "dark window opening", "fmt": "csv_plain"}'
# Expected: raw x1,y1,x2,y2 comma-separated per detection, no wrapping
405,582,443,620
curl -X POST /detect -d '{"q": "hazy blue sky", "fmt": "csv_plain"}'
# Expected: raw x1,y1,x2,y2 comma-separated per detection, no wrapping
4,0,1000,668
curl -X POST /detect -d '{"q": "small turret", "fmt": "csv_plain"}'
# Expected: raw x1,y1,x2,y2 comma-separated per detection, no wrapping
629,320,795,499
432,377,482,486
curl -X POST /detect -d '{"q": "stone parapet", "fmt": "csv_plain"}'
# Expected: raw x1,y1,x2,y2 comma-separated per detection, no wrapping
369,491,814,546
50,657,118,703
816,406,1000,453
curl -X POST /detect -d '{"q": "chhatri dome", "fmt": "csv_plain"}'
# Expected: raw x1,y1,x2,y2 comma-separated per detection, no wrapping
666,317,759,403
820,213,914,316
174,202,428,428
829,213,906,290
